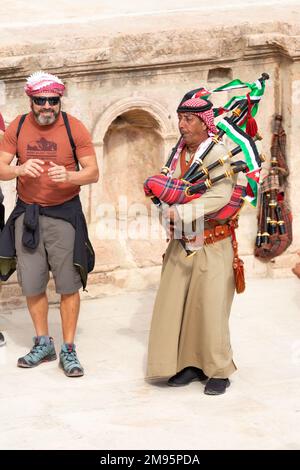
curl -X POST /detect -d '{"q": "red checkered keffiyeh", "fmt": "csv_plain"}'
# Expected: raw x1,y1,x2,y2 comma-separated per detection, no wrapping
179,98,218,135
25,71,65,96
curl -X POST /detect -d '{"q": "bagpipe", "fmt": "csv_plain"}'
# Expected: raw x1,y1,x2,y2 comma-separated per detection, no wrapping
144,136,262,206
254,114,292,259
144,73,270,220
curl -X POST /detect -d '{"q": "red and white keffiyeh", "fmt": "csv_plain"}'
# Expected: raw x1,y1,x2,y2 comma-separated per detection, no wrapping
25,71,65,96
179,97,218,135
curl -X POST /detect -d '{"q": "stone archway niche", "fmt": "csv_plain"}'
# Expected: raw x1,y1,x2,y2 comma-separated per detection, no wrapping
102,109,164,211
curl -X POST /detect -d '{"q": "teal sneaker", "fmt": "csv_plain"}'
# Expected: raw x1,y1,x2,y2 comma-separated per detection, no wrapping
59,343,84,377
17,336,57,368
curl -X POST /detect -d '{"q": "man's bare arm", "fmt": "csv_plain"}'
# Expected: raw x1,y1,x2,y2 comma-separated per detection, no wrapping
0,151,45,180
48,154,99,185
0,151,19,180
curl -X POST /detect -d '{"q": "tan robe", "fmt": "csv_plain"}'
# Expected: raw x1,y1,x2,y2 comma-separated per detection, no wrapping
146,141,237,379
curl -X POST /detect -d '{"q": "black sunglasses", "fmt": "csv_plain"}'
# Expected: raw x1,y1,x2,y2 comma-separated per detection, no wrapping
32,96,61,106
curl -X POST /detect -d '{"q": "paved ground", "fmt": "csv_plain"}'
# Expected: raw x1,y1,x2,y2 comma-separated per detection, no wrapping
0,277,300,450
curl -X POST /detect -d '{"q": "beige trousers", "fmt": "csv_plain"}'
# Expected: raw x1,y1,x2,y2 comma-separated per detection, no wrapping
147,237,237,379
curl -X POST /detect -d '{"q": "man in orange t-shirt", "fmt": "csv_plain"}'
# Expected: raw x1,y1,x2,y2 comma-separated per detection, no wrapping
0,71,99,376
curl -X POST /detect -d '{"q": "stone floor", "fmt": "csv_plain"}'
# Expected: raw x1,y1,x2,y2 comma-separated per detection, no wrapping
0,277,300,450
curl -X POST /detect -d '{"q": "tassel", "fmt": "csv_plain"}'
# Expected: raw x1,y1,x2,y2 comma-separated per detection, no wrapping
246,116,258,137
229,220,246,294
233,256,246,293
245,93,258,138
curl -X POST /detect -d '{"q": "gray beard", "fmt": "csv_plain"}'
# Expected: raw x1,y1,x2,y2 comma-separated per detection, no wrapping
32,104,61,126
34,111,58,126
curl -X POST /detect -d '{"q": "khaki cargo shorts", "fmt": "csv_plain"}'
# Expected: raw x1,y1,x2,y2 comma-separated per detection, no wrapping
15,213,82,296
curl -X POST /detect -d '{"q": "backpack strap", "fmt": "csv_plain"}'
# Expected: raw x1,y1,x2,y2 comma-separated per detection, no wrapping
61,111,79,171
16,114,27,139
16,114,28,160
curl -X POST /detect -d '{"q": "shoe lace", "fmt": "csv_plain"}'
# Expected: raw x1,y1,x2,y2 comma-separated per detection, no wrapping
61,349,82,370
26,343,47,361
63,349,77,362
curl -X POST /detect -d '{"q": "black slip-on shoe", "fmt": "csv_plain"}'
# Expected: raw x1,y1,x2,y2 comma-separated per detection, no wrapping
0,332,6,347
168,366,208,387
204,378,230,395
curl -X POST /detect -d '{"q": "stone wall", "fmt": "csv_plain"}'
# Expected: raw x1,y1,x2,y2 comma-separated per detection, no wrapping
1,4,300,304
